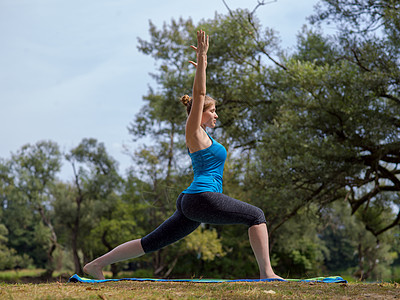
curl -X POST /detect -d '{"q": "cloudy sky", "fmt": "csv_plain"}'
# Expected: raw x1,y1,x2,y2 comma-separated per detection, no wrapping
0,0,320,179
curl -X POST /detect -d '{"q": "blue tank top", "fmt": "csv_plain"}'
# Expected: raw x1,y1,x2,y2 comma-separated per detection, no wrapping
182,131,227,194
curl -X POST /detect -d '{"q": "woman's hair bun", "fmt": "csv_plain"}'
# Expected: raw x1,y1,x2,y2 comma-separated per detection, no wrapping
180,95,191,106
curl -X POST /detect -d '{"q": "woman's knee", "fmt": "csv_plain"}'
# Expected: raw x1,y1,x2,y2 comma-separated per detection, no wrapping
251,207,267,226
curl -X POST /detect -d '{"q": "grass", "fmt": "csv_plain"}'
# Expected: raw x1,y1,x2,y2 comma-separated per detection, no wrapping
1,269,399,299
1,280,399,299
0,269,71,284
0,269,46,282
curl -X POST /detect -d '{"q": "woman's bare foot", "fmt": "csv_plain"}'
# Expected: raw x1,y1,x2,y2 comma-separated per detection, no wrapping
83,262,105,280
261,273,285,281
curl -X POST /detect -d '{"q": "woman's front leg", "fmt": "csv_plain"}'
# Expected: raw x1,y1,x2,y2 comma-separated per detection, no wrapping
248,223,283,279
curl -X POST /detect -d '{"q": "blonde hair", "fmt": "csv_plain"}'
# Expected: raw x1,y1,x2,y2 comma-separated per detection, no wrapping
180,95,216,115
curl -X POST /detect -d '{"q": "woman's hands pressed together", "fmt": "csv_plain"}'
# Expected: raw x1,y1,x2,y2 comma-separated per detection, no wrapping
189,30,209,68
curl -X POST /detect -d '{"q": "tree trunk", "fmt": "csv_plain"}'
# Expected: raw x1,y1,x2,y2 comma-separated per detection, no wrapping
167,123,175,183
111,264,120,278
153,250,165,277
72,227,82,275
163,256,179,278
72,194,83,275
37,205,57,278
71,162,84,275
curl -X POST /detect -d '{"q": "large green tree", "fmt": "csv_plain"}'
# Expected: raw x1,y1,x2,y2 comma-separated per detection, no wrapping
1,141,61,276
131,0,399,279
59,138,122,275
256,0,400,235
246,0,400,279
129,6,319,278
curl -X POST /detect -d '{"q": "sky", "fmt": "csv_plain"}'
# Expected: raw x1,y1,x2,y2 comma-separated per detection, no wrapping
0,0,320,180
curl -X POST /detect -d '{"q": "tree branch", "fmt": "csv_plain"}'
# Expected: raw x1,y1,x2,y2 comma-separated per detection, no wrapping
349,185,399,214
367,209,400,236
377,165,400,189
270,183,327,236
351,48,371,72
221,0,287,71
250,0,277,17
380,93,400,106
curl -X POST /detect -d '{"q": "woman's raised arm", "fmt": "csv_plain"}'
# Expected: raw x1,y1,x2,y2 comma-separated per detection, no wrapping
185,30,209,139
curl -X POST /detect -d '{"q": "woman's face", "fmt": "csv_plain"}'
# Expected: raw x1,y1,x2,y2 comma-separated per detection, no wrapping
201,104,218,128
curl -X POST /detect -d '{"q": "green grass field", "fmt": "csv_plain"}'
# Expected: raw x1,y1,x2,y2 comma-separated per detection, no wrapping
1,281,399,299
0,269,399,299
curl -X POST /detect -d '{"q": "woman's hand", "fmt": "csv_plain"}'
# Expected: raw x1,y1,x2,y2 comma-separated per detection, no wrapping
189,30,209,67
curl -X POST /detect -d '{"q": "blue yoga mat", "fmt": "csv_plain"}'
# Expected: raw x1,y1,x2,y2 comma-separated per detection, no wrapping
68,274,347,284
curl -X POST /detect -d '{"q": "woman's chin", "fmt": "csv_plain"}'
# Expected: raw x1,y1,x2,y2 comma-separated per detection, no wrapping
204,122,217,129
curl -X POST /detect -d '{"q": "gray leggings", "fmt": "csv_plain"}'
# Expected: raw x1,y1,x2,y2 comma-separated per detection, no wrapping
141,192,266,253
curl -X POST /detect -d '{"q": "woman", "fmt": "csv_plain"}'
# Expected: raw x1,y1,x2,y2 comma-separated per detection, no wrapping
84,30,281,280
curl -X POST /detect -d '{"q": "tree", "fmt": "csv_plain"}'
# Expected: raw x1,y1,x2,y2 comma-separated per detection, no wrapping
62,138,122,275
319,201,399,280
131,0,399,279
88,196,145,277
127,19,203,276
257,0,400,235
2,141,62,276
130,18,196,180
0,224,32,270
244,0,400,278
